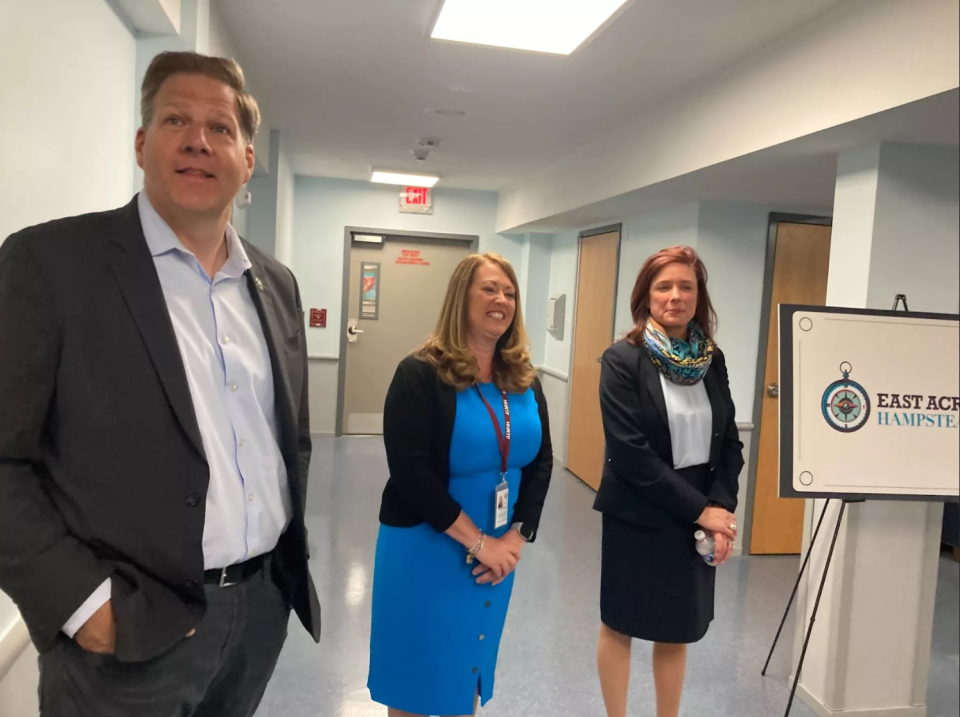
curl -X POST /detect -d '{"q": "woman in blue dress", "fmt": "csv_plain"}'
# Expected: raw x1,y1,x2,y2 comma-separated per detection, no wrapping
368,252,554,716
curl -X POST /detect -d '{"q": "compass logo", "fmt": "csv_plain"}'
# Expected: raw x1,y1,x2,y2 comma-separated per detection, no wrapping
822,362,871,433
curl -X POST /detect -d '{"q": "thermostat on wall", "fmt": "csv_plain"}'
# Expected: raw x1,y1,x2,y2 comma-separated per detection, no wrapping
236,187,252,208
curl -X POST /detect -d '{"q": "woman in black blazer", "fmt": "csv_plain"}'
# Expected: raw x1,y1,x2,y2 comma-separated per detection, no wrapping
595,246,744,717
367,253,553,717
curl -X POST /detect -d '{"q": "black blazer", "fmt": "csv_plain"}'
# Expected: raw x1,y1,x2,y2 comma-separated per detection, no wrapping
594,339,744,528
379,355,554,541
0,197,321,662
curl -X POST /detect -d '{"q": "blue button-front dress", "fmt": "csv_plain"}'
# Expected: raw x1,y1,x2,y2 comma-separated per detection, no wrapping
368,383,543,715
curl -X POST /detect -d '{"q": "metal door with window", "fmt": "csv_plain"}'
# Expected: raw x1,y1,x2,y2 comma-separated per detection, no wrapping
750,220,832,554
341,236,471,435
566,230,620,490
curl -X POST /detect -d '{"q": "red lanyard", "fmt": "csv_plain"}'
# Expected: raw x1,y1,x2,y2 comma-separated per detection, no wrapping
474,386,511,476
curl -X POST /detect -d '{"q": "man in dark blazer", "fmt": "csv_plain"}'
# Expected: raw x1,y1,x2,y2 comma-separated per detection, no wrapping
0,51,320,716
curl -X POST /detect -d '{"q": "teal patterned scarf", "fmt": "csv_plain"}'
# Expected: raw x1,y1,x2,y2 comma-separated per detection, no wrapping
642,322,715,385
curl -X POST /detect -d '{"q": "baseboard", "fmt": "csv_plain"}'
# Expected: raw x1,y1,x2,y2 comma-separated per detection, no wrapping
0,618,30,681
796,681,926,717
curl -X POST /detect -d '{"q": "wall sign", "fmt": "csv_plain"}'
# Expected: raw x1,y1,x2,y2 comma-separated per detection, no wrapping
360,263,381,320
400,186,433,214
309,308,327,328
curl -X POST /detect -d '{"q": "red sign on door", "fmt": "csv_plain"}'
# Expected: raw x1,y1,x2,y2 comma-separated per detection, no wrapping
396,249,430,266
309,308,327,328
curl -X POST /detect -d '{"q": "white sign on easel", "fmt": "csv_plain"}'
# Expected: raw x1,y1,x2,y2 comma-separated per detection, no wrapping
779,304,959,501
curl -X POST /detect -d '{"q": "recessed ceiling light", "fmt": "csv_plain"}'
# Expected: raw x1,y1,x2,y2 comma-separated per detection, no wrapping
431,0,633,55
427,108,467,117
371,171,440,188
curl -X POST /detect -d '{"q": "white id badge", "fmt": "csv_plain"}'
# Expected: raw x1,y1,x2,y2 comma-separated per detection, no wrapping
494,478,509,530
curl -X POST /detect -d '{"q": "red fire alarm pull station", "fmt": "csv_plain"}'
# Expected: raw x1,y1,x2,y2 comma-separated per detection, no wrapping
309,309,327,328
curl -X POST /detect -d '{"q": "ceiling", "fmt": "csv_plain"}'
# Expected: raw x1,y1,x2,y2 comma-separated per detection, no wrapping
217,0,844,191
532,89,960,231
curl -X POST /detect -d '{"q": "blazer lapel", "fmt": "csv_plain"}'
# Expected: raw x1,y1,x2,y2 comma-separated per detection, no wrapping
106,199,205,460
704,364,725,461
640,352,670,430
243,260,297,470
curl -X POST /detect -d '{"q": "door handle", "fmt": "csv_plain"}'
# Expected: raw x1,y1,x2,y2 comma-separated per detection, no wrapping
347,319,364,344
767,383,780,398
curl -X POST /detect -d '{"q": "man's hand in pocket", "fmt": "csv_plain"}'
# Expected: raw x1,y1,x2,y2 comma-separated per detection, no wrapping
75,600,116,655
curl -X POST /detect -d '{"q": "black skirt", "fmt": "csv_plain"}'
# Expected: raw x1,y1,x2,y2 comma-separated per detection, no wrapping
600,464,716,644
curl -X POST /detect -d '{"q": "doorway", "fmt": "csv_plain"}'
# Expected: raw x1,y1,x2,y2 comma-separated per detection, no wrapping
336,229,476,436
566,226,621,490
749,216,833,555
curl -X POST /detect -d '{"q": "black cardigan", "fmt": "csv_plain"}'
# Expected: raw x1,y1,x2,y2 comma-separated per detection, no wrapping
379,355,554,541
594,340,744,528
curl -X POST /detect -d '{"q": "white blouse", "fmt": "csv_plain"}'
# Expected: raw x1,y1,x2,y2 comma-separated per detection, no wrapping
659,374,713,470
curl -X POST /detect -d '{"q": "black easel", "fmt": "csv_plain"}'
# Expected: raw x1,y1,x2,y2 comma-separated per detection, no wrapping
762,296,909,716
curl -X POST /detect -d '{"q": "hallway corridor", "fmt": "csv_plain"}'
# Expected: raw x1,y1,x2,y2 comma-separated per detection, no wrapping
257,437,960,717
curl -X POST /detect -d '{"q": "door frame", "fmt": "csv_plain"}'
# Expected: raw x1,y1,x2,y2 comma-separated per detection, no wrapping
743,212,833,554
335,226,479,436
564,223,622,476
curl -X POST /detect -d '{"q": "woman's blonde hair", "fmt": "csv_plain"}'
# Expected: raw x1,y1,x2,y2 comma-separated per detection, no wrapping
416,253,537,393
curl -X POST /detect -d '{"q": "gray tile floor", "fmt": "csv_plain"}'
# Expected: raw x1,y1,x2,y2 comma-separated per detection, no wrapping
257,437,960,717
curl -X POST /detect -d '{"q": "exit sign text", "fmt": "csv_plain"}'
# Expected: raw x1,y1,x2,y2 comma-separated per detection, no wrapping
399,186,433,215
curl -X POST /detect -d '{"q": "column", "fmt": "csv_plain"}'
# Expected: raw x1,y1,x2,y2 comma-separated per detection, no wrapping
794,143,959,716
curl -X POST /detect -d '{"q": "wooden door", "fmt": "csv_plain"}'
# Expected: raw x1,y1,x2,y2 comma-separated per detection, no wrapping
567,231,620,490
751,222,832,554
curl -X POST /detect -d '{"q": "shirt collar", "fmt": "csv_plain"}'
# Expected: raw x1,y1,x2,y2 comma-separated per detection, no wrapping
137,192,252,277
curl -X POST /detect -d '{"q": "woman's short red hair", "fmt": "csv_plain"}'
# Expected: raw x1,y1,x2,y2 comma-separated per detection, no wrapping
625,245,717,345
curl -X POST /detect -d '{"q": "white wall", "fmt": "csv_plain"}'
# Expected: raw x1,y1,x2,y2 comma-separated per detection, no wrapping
0,0,137,662
275,146,295,267
615,203,701,337
0,0,136,243
206,0,237,62
206,0,273,175
231,200,250,239
543,232,579,375
246,129,299,261
520,233,552,367
869,143,960,312
293,177,519,359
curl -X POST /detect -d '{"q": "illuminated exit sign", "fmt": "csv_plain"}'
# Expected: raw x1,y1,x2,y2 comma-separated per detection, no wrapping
400,186,433,215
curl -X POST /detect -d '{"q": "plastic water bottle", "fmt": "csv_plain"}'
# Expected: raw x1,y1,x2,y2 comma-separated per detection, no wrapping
694,530,716,566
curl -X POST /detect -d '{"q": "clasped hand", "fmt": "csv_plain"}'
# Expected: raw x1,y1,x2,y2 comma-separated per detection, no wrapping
471,531,524,586
697,505,738,566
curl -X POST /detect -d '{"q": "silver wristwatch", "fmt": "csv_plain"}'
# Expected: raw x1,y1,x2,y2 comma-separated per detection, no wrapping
512,522,534,542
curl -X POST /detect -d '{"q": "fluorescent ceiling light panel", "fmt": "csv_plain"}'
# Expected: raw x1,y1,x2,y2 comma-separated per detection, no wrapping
371,171,440,188
431,0,631,55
